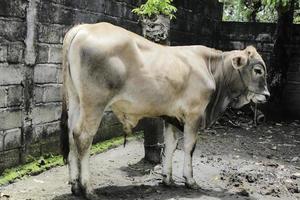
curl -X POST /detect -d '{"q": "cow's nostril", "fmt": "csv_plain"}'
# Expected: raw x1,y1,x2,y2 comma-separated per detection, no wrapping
263,89,270,100
265,95,270,101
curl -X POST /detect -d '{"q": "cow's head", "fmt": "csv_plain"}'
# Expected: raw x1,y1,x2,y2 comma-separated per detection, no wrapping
229,46,270,108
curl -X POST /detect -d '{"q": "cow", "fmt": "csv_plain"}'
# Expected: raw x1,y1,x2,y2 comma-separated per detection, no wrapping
60,22,270,199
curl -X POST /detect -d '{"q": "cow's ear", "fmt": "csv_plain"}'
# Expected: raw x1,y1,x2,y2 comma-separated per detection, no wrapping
245,46,256,58
231,55,247,70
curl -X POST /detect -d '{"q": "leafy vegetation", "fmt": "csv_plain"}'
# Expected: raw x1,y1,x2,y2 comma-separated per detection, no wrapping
0,134,142,186
221,0,299,24
132,0,177,19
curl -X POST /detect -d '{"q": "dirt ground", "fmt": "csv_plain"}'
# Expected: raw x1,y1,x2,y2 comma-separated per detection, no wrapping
1,120,300,200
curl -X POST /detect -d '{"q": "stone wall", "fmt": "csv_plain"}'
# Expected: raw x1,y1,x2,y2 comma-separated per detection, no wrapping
170,0,222,46
282,25,300,118
0,0,28,173
0,0,143,173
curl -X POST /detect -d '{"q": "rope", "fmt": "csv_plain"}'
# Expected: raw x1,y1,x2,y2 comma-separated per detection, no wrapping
254,103,258,127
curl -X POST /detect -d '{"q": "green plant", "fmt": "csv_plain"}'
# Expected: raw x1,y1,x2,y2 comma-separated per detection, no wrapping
132,0,177,19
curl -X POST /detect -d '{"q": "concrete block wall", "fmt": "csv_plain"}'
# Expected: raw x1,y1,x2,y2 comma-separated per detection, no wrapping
282,26,300,117
170,0,223,46
0,0,27,172
0,0,143,173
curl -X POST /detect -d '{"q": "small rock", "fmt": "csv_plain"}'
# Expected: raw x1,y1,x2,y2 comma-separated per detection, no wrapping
33,179,44,183
237,189,250,197
284,181,299,193
246,174,257,183
291,173,300,179
265,162,279,168
291,157,299,162
271,146,277,150
278,165,285,170
38,159,46,166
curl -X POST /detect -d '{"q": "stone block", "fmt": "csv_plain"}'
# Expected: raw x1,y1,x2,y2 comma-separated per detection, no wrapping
7,85,23,106
33,121,60,142
0,19,26,41
256,33,272,42
38,2,74,25
49,45,62,63
0,63,24,85
3,128,22,150
36,44,49,63
0,45,7,62
34,87,43,103
43,85,62,102
0,0,27,19
230,41,245,50
0,108,22,130
57,67,63,83
37,23,64,44
0,131,3,150
105,1,124,17
94,111,124,143
261,43,274,52
0,149,20,174
120,19,140,34
34,84,62,103
0,87,7,107
86,0,105,13
34,64,59,83
7,42,24,63
32,104,62,125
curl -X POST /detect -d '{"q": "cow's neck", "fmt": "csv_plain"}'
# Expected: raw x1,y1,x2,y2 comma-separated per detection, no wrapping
203,52,236,128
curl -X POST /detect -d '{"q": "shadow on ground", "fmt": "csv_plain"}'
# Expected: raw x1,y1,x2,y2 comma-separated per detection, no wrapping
119,158,157,177
52,184,256,200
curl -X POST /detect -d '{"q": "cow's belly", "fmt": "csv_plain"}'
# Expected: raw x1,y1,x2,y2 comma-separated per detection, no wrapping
109,89,184,126
109,96,174,117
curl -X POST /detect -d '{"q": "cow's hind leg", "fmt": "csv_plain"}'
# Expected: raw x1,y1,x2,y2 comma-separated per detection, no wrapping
183,118,199,189
162,123,178,186
73,104,104,199
67,98,81,195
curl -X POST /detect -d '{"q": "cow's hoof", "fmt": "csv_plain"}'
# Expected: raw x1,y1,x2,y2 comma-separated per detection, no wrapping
162,177,176,187
185,179,200,190
71,182,83,196
84,191,98,200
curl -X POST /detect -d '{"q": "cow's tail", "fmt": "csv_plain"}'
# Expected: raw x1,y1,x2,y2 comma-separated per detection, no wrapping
60,24,83,163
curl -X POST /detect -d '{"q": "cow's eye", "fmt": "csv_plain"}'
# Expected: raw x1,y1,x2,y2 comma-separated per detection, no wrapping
254,68,263,76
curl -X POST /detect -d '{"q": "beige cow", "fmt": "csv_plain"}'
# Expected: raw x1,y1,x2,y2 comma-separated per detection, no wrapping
60,22,270,199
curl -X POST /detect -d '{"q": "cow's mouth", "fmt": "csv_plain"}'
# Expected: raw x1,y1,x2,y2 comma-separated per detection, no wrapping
251,94,267,104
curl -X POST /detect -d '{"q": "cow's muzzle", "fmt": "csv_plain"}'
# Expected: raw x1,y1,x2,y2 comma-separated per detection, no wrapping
252,89,270,104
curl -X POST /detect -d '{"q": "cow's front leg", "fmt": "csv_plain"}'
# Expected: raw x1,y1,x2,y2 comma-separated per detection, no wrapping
162,123,178,186
183,118,199,189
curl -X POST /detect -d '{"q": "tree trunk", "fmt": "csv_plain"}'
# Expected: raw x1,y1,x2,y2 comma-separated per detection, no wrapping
140,15,170,163
266,0,295,117
141,118,164,164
